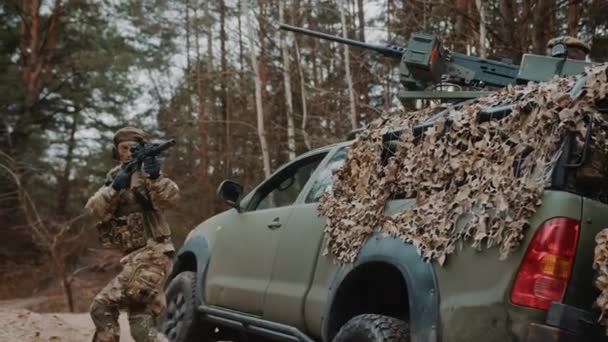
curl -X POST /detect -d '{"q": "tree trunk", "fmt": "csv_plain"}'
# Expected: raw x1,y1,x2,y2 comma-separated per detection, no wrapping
56,113,78,218
257,0,269,106
238,0,245,76
237,0,249,172
532,0,551,54
49,241,74,312
206,1,214,115
185,0,191,72
454,0,470,52
475,0,487,58
60,267,74,312
220,0,231,177
356,0,365,41
339,0,357,130
194,4,208,181
243,0,271,178
498,0,518,62
184,0,195,171
279,1,297,160
295,40,311,150
306,0,319,87
518,0,532,60
13,0,62,152
567,0,580,36
205,0,215,177
355,0,369,121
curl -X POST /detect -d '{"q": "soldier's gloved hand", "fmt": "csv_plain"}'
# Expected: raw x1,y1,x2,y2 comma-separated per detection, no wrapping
111,169,131,191
143,156,161,179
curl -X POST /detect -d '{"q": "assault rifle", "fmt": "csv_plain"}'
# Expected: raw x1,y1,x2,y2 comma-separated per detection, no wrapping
120,138,177,176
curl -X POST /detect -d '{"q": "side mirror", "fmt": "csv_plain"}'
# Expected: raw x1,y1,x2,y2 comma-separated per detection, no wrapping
217,180,244,211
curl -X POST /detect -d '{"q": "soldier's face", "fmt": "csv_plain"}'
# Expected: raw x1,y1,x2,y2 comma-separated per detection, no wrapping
117,141,136,162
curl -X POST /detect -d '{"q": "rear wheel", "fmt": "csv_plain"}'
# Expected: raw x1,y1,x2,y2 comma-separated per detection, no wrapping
161,271,213,342
333,314,410,342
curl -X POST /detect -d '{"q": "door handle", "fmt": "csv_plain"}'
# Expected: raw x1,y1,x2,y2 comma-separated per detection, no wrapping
267,217,282,230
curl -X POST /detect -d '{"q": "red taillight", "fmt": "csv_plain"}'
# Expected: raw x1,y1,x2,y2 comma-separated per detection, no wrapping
510,217,580,310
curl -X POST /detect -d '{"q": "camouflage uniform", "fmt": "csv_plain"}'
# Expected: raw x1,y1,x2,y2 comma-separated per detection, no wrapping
85,128,179,342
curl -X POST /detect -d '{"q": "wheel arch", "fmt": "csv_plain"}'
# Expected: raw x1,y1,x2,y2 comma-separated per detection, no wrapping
322,234,440,342
167,233,211,306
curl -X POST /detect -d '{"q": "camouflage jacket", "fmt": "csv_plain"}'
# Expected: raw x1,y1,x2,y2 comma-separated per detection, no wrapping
85,165,180,255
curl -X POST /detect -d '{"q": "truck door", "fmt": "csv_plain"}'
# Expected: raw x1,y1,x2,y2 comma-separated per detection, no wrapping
204,152,327,316
263,145,349,328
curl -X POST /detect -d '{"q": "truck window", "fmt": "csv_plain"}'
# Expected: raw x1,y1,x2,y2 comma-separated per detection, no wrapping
305,141,404,203
305,147,349,203
253,154,326,210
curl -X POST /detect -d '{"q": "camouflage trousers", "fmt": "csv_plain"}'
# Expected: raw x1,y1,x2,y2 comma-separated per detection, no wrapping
90,242,174,342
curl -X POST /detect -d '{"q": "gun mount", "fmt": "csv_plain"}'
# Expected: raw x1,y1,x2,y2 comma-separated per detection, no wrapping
279,24,593,107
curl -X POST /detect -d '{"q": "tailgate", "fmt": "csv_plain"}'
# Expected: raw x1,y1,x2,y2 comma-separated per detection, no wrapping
524,196,608,342
564,196,608,311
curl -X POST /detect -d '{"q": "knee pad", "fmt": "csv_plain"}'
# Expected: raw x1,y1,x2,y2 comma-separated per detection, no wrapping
129,314,159,342
90,299,119,328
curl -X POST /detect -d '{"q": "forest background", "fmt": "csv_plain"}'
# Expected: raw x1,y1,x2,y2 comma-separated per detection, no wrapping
1,0,608,312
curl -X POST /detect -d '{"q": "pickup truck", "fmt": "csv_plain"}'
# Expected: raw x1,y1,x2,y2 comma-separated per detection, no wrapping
160,75,608,342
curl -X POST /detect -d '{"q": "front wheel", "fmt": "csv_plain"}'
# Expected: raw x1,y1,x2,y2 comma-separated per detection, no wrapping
161,271,213,342
333,314,410,342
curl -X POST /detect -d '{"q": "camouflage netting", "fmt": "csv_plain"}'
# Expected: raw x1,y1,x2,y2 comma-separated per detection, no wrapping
318,64,608,266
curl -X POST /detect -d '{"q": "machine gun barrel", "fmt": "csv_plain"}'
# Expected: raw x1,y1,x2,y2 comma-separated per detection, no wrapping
279,24,405,59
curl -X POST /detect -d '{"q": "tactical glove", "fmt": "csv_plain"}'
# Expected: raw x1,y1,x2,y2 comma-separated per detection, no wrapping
112,169,131,191
143,156,161,179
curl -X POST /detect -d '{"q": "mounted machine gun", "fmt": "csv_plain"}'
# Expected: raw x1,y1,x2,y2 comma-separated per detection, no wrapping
279,24,593,107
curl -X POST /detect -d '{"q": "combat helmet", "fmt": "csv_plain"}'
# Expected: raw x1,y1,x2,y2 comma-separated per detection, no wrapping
547,36,591,60
113,127,147,146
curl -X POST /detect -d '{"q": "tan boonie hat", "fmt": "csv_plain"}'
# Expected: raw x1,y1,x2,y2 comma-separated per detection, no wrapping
547,36,591,53
113,127,147,146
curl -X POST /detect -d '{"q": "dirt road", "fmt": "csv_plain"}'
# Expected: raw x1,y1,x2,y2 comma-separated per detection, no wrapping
0,304,134,342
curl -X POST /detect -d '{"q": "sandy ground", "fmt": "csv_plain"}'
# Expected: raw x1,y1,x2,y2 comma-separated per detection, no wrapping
0,298,134,342
0,248,135,341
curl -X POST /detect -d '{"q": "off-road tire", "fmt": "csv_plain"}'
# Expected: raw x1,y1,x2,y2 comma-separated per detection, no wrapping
333,314,410,342
161,271,213,342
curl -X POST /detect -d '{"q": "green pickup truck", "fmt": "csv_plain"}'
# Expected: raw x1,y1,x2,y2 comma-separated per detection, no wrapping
160,87,608,342
160,27,608,342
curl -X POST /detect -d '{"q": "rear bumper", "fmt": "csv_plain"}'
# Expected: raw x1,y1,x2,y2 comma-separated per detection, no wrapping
527,323,585,342
526,303,607,342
